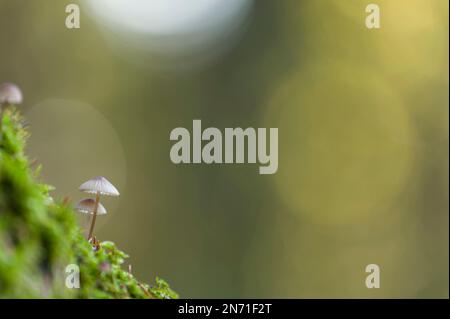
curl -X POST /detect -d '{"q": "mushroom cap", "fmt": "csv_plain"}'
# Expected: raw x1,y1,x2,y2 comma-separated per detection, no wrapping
76,198,107,215
0,83,23,105
79,176,120,196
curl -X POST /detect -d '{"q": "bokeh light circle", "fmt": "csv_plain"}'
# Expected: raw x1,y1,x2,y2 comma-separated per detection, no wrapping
84,0,254,69
265,62,416,226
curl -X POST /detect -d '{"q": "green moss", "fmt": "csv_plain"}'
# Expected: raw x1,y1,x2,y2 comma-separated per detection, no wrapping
0,108,178,299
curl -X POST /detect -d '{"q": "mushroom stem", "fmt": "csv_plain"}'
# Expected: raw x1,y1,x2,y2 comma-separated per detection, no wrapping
87,192,100,240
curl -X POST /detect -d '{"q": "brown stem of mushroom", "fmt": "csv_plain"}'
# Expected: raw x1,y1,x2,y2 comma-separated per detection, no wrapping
87,192,100,240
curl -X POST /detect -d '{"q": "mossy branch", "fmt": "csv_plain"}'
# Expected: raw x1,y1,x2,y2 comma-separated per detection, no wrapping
0,107,178,299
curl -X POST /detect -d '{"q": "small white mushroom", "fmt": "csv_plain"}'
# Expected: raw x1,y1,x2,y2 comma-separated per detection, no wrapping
79,176,120,196
76,198,107,215
0,82,23,106
79,176,119,240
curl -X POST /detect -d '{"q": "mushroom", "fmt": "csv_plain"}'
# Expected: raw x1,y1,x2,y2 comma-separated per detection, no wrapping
79,176,119,240
76,198,107,236
0,83,23,133
0,82,23,107
76,198,107,215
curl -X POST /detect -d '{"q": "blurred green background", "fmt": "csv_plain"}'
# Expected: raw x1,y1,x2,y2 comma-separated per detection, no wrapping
0,0,448,298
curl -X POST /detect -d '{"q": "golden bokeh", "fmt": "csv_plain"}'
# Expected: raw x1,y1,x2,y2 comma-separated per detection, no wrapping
268,61,415,226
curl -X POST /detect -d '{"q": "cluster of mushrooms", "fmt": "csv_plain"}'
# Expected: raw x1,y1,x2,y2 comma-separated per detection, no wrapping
76,176,120,242
1,83,120,245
